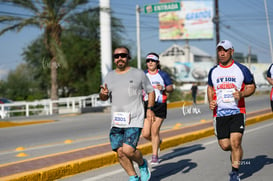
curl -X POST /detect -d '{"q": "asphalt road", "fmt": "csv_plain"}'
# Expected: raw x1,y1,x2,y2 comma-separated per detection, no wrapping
58,118,273,181
0,94,270,165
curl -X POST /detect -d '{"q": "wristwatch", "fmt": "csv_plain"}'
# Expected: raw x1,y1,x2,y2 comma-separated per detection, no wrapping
147,106,154,111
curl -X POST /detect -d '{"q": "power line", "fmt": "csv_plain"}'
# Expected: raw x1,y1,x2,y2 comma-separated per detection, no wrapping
1,0,272,62
221,27,271,60
0,0,99,18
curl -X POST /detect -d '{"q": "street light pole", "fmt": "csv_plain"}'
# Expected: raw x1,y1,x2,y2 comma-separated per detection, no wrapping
136,5,141,69
264,0,273,63
100,0,112,83
214,0,220,63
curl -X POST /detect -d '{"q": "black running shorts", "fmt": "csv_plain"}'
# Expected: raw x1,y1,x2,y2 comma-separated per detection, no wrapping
213,113,245,139
144,101,167,119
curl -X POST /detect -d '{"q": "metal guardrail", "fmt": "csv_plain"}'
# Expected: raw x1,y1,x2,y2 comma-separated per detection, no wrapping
0,94,111,119
0,86,270,119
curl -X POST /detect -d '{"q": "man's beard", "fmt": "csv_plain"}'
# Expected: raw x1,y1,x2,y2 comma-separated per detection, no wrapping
116,60,127,70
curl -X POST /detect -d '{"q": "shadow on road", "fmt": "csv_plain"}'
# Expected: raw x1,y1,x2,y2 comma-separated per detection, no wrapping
240,155,273,180
150,144,205,181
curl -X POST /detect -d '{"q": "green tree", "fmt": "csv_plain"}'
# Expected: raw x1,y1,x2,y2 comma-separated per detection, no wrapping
61,9,126,96
22,37,51,98
0,80,7,98
60,9,102,96
4,64,44,100
22,8,127,97
0,0,90,101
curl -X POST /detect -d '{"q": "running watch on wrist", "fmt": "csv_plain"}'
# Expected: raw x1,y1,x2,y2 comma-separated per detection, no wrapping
147,106,154,111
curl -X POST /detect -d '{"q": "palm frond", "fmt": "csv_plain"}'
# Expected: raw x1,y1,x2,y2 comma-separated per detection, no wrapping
56,0,89,21
0,16,24,22
0,23,21,35
0,15,41,35
1,0,39,13
16,18,41,31
0,21,40,35
51,39,68,69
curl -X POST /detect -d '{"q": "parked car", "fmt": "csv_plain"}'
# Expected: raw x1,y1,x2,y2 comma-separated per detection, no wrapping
0,98,13,104
0,98,13,119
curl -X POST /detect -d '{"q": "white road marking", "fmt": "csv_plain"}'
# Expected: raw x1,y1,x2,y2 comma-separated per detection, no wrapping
81,121,273,181
82,169,124,181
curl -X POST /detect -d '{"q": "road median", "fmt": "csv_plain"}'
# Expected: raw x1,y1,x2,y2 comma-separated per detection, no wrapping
1,110,272,181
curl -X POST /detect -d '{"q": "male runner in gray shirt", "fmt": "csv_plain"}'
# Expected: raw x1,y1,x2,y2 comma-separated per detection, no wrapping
100,46,155,181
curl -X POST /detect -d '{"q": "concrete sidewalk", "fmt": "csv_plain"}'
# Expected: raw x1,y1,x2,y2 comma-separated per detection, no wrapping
0,109,272,181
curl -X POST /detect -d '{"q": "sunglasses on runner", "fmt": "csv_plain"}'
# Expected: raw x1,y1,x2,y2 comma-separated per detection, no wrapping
146,59,157,63
113,53,128,59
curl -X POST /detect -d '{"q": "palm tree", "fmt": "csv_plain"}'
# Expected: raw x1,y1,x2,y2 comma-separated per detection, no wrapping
0,0,89,102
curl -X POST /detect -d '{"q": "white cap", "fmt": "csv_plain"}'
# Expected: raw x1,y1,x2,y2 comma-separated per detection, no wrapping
146,54,159,61
217,40,233,50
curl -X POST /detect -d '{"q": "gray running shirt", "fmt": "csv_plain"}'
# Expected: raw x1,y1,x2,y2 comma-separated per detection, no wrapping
104,67,154,128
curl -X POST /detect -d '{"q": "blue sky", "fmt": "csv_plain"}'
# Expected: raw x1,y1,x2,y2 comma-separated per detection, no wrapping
0,0,273,79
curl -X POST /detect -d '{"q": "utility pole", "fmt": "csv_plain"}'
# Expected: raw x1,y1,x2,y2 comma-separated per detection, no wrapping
248,46,251,68
136,5,141,69
100,0,112,83
214,0,220,63
264,0,273,62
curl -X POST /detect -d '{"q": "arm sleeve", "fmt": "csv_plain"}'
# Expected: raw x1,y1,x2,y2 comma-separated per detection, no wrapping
207,67,214,87
267,64,273,78
161,71,173,86
239,64,255,85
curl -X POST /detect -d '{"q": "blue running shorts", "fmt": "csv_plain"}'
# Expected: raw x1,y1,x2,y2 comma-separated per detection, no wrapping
109,127,142,151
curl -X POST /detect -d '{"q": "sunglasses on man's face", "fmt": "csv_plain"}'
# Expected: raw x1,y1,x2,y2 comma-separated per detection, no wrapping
113,53,128,59
146,59,157,63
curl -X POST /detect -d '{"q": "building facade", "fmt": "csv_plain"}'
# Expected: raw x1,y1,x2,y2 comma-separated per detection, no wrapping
159,44,215,83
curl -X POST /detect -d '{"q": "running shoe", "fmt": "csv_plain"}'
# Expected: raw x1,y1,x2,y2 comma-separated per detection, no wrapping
129,175,140,181
229,171,240,181
151,155,159,165
139,159,151,181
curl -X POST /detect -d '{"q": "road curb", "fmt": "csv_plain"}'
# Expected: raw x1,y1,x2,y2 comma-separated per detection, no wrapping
0,120,55,128
167,101,191,109
0,101,192,129
3,112,273,181
246,112,273,126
